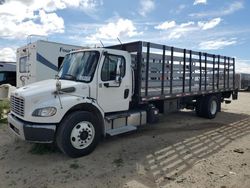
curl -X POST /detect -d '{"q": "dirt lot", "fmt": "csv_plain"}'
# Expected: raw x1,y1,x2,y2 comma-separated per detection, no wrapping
0,92,250,188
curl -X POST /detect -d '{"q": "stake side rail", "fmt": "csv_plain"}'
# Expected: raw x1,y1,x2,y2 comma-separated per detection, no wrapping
107,41,236,103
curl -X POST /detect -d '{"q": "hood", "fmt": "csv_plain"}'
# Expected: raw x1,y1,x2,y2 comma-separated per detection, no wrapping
14,79,89,98
11,79,91,122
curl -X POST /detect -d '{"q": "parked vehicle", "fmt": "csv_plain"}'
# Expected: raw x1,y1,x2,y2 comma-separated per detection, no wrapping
16,40,82,87
0,62,16,99
235,73,250,91
0,61,16,86
8,41,238,157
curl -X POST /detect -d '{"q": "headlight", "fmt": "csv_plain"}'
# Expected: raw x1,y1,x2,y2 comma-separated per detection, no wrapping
32,107,57,117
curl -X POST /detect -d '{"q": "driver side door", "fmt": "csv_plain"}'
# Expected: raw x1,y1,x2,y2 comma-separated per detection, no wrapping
97,52,130,113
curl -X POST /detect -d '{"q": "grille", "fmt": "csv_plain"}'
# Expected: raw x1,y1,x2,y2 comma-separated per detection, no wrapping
10,95,24,117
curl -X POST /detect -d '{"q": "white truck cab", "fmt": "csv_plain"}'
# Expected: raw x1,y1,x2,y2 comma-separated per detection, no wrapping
8,48,136,157
8,41,238,157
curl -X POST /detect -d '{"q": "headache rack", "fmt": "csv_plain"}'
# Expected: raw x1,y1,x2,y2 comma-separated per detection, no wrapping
108,41,236,103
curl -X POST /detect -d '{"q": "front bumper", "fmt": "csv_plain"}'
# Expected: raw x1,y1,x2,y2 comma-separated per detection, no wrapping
8,113,56,143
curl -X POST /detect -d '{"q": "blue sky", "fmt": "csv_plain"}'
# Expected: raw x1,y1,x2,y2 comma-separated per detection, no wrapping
0,0,249,73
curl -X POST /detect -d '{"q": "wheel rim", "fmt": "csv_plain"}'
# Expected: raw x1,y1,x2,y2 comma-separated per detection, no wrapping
210,100,217,115
70,121,95,149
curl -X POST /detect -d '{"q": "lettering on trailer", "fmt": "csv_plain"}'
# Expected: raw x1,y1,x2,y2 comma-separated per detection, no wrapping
59,47,78,53
36,53,58,71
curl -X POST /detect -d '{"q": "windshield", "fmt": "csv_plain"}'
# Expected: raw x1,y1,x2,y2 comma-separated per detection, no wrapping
58,51,100,82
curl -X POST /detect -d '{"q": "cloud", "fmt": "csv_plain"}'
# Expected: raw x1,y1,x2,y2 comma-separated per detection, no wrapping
155,18,221,39
168,22,196,39
199,38,237,50
0,0,103,39
193,0,207,5
86,18,142,42
138,0,155,17
190,1,244,18
198,18,222,30
0,10,64,39
63,0,104,17
223,1,244,15
170,4,186,15
154,21,176,30
0,47,16,62
236,59,250,74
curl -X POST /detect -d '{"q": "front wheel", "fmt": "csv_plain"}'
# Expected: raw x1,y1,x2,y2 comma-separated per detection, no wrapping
56,111,101,158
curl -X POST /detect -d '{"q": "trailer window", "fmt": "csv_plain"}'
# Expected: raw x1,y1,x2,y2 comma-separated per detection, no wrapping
101,55,125,81
19,56,28,73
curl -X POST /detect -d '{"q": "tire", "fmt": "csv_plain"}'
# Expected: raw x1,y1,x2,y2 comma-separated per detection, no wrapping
202,95,219,119
56,111,101,158
147,105,159,123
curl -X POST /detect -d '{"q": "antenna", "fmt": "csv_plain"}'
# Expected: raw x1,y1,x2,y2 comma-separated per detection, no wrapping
117,37,122,45
100,40,104,47
27,34,48,44
117,37,124,50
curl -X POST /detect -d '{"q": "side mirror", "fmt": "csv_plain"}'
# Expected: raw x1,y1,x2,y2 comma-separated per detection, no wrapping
115,58,122,84
115,75,122,83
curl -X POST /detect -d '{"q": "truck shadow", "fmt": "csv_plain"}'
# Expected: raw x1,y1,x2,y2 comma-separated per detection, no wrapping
124,111,250,187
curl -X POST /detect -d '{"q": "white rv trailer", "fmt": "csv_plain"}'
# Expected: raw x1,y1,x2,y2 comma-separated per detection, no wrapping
16,40,82,87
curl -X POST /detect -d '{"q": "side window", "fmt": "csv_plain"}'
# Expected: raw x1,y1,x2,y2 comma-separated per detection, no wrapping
19,56,28,73
0,72,6,82
101,55,125,81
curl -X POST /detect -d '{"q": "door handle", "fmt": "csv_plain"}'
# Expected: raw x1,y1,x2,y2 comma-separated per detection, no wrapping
124,89,129,99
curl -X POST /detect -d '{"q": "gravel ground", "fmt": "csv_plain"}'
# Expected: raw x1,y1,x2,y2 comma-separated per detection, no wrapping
0,92,249,188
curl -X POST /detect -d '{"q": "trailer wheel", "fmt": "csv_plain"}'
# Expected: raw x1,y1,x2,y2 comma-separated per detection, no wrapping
56,111,101,158
203,95,218,119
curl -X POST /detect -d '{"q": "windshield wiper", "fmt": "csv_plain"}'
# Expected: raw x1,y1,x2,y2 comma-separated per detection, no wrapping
62,74,76,81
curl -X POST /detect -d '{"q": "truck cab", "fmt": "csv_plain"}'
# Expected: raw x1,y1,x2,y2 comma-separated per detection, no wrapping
8,48,136,157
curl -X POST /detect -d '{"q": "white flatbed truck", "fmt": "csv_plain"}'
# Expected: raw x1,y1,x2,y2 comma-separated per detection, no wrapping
8,41,238,157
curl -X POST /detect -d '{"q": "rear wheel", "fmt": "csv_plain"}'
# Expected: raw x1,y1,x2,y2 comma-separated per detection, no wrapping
56,111,101,158
196,95,219,119
202,95,219,119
